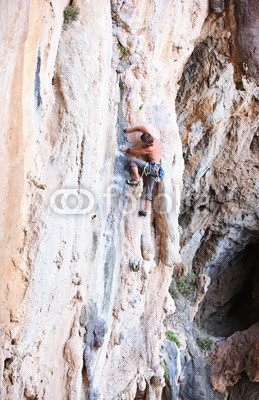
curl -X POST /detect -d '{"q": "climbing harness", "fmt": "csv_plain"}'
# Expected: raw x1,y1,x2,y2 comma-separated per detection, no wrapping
141,162,165,182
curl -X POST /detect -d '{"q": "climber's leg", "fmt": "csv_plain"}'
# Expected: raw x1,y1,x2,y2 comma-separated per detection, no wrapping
139,199,152,217
139,177,155,217
126,158,146,186
131,166,140,182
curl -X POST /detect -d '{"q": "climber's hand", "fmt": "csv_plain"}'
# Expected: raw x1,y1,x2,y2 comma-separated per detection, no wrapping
123,128,128,133
121,146,129,152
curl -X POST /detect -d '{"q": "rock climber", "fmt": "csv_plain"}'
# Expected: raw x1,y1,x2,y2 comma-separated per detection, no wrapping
121,125,162,217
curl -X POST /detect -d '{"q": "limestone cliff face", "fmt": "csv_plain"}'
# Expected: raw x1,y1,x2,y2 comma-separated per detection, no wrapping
176,1,259,399
0,1,258,400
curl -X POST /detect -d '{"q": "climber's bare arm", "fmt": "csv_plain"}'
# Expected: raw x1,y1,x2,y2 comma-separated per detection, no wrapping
124,126,152,135
121,146,153,156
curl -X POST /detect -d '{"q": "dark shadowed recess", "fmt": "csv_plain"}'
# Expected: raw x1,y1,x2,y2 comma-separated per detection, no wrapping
195,242,259,337
227,372,259,400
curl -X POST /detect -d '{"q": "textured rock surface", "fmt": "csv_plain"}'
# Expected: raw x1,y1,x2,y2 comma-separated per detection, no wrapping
0,0,207,399
176,1,259,398
1,0,258,399
245,337,259,382
210,322,259,392
161,340,180,400
180,340,225,400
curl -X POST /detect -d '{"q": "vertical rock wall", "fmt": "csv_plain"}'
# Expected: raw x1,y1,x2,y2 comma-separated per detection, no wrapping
176,1,259,399
1,1,209,399
4,0,257,399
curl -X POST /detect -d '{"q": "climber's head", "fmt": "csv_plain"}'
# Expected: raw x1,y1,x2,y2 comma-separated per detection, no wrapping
140,133,154,144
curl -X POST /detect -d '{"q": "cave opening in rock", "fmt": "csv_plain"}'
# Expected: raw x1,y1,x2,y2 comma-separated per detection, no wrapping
195,242,259,337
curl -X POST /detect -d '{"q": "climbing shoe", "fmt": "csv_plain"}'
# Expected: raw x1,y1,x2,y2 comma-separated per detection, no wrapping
139,210,147,217
126,179,140,186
